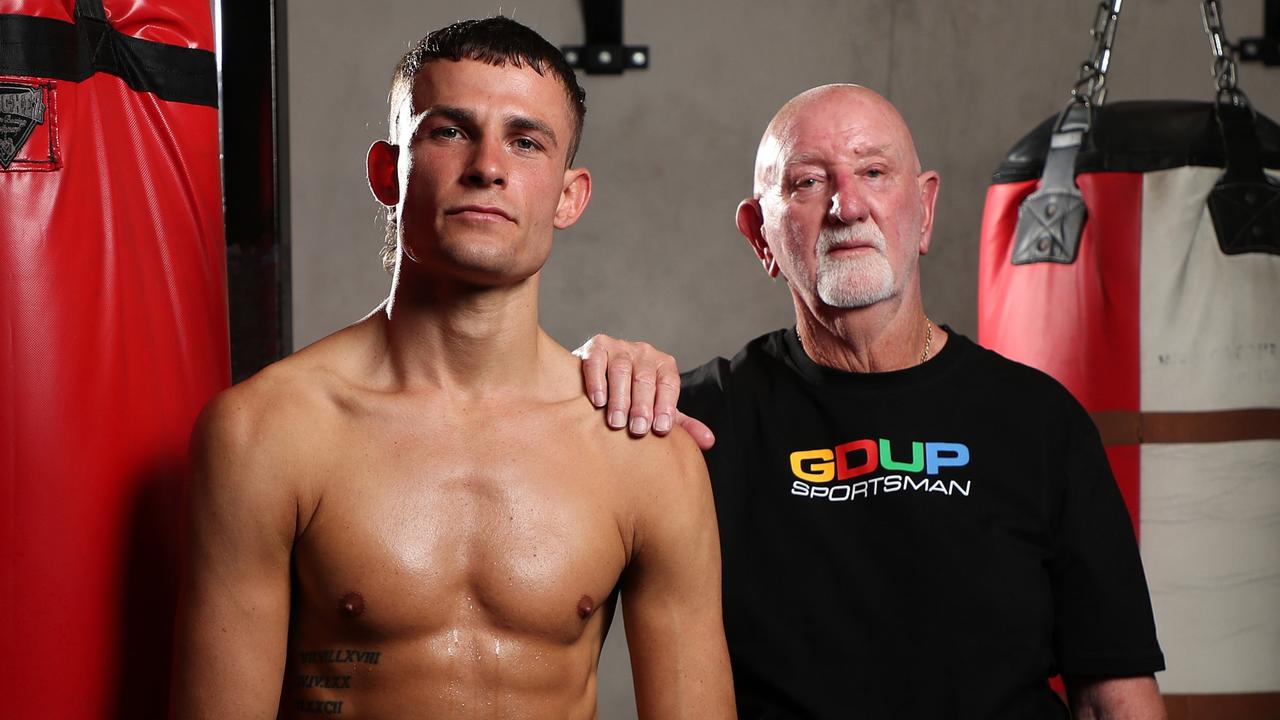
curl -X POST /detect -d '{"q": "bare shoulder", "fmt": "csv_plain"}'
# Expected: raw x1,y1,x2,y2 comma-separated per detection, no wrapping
620,426,707,485
601,422,714,535
195,344,341,462
189,326,365,521
530,334,713,516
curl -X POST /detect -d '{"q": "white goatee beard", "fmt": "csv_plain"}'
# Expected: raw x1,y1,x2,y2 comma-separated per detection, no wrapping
815,223,894,308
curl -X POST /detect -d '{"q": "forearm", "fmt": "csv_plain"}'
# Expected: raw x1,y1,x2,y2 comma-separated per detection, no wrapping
1066,675,1166,720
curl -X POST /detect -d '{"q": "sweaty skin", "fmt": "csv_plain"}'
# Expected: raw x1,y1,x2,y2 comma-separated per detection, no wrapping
339,592,365,618
172,53,733,720
175,325,721,719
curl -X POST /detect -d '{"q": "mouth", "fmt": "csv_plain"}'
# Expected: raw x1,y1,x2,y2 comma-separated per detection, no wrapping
445,205,515,223
827,240,877,252
823,240,881,257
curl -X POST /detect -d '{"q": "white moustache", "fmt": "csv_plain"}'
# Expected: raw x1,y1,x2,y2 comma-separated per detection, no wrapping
817,223,886,255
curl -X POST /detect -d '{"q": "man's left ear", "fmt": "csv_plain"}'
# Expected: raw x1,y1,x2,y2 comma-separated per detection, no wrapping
916,170,940,254
554,167,592,229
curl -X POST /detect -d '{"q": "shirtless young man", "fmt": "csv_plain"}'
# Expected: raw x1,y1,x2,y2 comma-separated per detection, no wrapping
170,17,734,719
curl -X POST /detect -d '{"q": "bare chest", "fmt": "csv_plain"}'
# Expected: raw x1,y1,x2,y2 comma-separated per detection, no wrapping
289,414,630,645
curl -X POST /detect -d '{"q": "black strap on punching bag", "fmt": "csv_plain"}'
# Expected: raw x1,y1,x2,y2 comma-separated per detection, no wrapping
1203,2,1280,255
1013,0,1120,266
0,0,216,106
1013,0,1280,264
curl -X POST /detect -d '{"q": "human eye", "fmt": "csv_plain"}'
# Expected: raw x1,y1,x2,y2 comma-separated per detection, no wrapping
431,126,465,140
863,164,890,179
512,136,542,152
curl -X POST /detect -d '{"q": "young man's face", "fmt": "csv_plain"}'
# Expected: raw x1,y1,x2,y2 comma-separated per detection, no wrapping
388,59,586,286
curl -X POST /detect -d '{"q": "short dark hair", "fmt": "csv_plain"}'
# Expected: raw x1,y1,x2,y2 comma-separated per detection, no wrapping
380,17,587,273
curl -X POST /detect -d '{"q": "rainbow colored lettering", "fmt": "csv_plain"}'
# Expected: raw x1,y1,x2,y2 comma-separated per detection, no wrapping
790,438,970,483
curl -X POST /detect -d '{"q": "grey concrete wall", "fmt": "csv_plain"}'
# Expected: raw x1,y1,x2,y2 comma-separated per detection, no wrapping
285,1,1280,714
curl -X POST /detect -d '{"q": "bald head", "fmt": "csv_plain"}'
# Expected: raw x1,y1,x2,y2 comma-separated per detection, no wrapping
734,82,941,323
753,84,922,197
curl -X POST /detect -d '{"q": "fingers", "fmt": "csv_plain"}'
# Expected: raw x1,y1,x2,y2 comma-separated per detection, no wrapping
574,337,609,408
676,411,716,451
628,364,658,436
576,335,686,440
650,368,681,435
605,352,633,430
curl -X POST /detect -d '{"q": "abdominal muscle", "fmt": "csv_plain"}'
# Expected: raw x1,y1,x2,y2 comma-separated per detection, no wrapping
277,600,612,719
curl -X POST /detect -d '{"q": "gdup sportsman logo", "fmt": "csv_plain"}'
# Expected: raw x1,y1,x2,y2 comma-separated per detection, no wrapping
789,437,972,502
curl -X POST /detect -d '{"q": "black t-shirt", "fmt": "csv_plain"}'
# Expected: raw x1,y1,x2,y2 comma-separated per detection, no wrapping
680,328,1164,719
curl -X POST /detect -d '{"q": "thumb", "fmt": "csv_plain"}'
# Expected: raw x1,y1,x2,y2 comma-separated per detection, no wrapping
675,411,716,451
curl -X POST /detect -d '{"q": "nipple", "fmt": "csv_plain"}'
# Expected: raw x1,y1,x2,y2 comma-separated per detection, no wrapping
576,594,594,619
339,591,365,618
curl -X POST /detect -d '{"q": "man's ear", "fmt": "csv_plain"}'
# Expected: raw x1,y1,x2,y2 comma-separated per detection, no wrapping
736,198,779,277
367,140,400,207
916,170,940,254
554,167,592,229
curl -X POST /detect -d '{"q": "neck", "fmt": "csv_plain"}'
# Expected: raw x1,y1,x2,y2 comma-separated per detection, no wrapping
792,288,944,373
373,267,550,395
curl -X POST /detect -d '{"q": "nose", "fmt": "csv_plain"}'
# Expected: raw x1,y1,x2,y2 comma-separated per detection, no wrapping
464,136,506,188
828,173,867,224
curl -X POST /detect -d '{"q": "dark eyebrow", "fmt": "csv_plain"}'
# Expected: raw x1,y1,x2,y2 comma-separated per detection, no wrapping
421,105,477,127
417,106,557,149
506,114,558,148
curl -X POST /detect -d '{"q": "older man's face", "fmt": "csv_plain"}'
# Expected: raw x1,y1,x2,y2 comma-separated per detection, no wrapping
759,90,933,313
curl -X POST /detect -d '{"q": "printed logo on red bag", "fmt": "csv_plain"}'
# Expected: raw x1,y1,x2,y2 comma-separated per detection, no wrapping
0,78,60,171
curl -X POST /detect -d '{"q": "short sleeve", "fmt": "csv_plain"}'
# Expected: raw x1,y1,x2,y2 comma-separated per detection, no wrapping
1049,397,1166,676
679,357,733,482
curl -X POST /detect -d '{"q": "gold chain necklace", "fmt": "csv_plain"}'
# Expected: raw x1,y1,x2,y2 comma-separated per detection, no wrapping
797,317,934,365
920,318,933,364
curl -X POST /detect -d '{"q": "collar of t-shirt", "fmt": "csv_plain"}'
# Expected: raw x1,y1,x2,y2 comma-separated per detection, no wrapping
778,323,969,393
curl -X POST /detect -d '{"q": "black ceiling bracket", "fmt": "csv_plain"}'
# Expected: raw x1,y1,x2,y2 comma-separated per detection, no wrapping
1237,0,1280,65
561,0,648,75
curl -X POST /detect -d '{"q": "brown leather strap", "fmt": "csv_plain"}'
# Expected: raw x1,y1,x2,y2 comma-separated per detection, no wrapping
1091,408,1280,445
1164,691,1280,720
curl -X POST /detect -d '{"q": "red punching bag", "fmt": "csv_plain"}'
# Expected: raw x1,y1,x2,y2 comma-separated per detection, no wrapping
0,0,226,717
978,0,1280,710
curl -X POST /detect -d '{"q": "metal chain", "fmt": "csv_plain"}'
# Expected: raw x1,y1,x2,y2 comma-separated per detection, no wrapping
1070,0,1125,109
1201,0,1249,107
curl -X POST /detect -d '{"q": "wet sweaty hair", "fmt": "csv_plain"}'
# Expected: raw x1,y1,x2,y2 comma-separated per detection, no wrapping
380,17,587,273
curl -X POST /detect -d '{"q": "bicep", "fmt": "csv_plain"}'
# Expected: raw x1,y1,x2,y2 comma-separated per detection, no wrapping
622,434,735,719
171,399,296,719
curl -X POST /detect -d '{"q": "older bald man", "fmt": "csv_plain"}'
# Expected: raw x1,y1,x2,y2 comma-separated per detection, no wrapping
580,85,1166,719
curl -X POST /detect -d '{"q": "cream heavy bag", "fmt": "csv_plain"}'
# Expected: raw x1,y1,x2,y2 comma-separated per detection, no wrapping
978,1,1279,711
